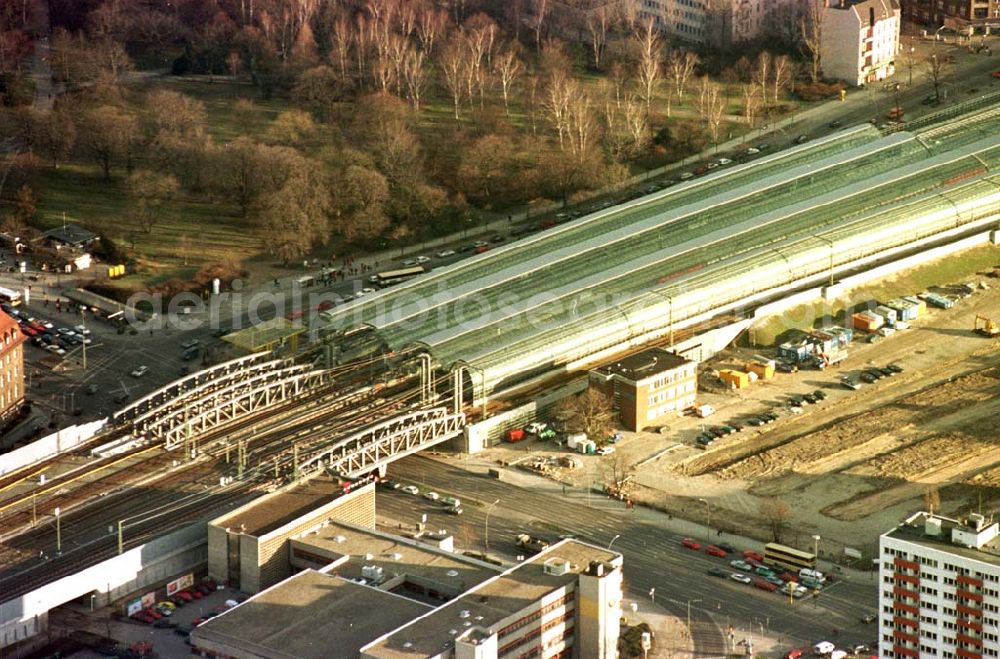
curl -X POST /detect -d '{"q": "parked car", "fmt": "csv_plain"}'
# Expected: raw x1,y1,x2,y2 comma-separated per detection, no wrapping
716,157,733,165
436,249,456,258
841,375,862,390
423,491,440,501
717,543,737,554
445,505,463,515
131,365,149,378
865,368,886,380
743,550,764,562
379,479,402,490
860,372,878,384
765,574,785,587
707,566,728,577
596,446,616,455
813,390,828,401
885,364,903,374
181,339,199,349
746,417,764,427
174,590,193,603
753,577,778,592
730,559,753,571
681,537,701,550
705,545,728,557
730,572,752,584
754,566,776,577
401,485,419,495
415,255,431,264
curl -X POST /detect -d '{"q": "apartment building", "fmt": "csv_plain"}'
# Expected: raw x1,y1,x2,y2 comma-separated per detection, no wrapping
0,311,25,424
878,510,1000,659
638,0,798,45
590,347,697,431
821,0,900,86
902,0,1000,33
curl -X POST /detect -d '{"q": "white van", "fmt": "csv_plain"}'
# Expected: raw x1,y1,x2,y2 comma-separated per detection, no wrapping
799,568,825,582
812,641,835,656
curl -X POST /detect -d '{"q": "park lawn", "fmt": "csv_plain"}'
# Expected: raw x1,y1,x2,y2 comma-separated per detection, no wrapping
33,162,261,276
141,78,294,143
750,244,1000,346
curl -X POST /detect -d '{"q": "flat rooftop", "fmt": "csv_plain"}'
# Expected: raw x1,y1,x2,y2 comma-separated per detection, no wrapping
886,513,1000,567
363,539,621,658
213,474,347,536
594,347,692,381
298,521,500,597
192,570,430,659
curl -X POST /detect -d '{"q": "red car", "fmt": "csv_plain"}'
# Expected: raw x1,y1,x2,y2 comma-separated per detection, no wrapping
705,545,728,558
784,649,807,659
20,326,36,337
186,588,203,599
743,549,764,562
779,571,797,583
993,70,1000,78
174,590,193,602
475,245,491,254
144,608,162,620
681,537,701,550
753,577,777,592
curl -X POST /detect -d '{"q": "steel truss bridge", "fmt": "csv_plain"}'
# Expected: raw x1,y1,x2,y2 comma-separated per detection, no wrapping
295,408,466,479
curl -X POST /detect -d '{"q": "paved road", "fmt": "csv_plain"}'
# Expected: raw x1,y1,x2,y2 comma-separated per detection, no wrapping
381,454,880,657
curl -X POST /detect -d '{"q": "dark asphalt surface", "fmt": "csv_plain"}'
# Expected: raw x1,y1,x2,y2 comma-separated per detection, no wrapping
381,455,880,657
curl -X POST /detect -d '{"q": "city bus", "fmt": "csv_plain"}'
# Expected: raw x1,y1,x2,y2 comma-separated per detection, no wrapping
763,543,817,573
0,286,22,306
371,266,425,287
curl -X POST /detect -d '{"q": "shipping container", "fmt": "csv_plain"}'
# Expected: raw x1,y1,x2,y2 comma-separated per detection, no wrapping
828,325,854,345
851,311,883,333
885,298,919,322
745,361,775,380
876,305,897,327
923,293,954,309
902,296,927,316
777,340,811,363
720,369,751,389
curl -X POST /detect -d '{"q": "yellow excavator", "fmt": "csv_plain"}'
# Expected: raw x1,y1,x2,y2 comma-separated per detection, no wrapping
974,315,999,337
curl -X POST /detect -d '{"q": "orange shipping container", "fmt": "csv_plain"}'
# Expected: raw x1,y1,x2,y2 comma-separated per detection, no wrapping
719,369,750,389
745,362,775,380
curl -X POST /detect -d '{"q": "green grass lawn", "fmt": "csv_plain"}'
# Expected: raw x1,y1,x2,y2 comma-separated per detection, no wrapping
751,244,1000,346
142,78,293,143
33,162,260,275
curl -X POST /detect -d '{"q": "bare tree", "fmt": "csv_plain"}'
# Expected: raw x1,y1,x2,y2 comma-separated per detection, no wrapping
759,497,792,543
772,54,791,103
704,80,725,143
400,46,428,110
533,0,549,51
585,5,611,69
494,46,524,117
566,90,595,158
741,82,762,128
544,70,574,149
923,487,941,515
667,49,699,101
924,53,949,101
555,389,615,438
633,18,662,117
800,0,823,83
126,170,180,233
416,5,447,53
439,36,466,119
754,51,771,106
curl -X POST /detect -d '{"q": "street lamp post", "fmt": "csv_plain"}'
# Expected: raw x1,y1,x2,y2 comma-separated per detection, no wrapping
812,534,822,560
54,507,61,554
698,498,711,543
484,498,500,552
608,534,621,550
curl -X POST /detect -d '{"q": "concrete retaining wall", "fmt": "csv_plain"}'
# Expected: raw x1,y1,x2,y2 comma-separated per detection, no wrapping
0,418,107,476
0,522,206,649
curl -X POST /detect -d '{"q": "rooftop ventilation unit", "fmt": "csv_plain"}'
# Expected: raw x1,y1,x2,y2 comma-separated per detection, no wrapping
925,516,943,537
361,565,384,581
334,535,346,543
544,558,571,576
968,513,986,531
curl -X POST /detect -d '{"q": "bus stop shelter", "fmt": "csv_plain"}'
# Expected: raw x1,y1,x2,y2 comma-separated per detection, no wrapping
222,318,306,354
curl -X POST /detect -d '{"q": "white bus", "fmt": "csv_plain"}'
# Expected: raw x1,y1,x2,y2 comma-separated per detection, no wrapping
0,287,22,306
